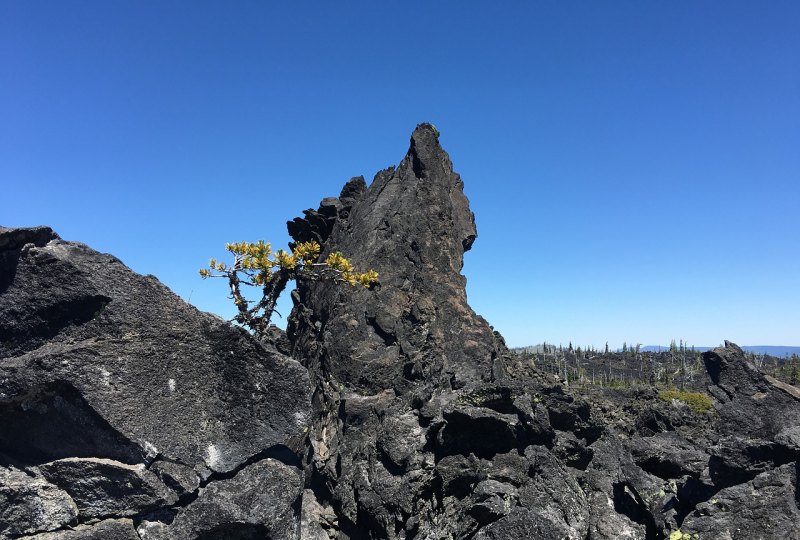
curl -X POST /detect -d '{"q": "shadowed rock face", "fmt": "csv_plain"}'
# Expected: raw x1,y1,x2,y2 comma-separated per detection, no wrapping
704,340,800,439
0,226,311,537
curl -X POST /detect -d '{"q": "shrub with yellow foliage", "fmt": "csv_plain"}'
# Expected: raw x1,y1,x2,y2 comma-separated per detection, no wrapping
200,240,378,340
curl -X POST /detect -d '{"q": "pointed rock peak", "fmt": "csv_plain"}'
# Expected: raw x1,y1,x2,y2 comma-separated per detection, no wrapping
408,123,448,178
411,122,441,144
288,124,497,392
339,176,367,201
706,340,743,363
723,340,744,354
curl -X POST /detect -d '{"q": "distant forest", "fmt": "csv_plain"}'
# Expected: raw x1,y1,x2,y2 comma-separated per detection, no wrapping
513,342,800,391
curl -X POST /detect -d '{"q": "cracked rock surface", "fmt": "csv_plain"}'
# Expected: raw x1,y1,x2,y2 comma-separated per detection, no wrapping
0,466,77,538
136,458,303,540
17,519,139,540
286,125,800,538
3,126,800,538
0,225,311,538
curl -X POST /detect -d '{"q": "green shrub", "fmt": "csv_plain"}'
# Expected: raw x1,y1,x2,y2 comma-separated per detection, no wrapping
659,390,713,414
201,240,377,340
668,530,698,540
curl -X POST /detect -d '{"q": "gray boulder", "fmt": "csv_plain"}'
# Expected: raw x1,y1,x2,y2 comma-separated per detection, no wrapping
682,462,800,538
136,458,303,540
0,466,77,538
38,457,176,519
0,225,311,474
0,225,312,536
18,519,139,539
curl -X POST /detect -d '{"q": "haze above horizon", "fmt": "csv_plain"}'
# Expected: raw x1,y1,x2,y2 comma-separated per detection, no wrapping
2,2,798,349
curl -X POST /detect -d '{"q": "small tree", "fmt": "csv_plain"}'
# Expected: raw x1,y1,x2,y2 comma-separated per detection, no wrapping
200,240,378,340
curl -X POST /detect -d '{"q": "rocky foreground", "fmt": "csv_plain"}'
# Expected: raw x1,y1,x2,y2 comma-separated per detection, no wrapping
2,125,799,539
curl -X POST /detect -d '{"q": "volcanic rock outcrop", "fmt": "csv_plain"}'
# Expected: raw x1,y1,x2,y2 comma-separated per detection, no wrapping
288,124,499,393
2,125,799,539
287,124,523,538
0,226,311,538
287,125,800,539
286,125,602,538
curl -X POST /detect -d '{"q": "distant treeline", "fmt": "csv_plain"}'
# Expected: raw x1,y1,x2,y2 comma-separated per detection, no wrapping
513,344,800,390
513,342,800,358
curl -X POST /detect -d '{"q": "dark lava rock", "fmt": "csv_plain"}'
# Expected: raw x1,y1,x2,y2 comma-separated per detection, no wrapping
0,466,77,538
18,519,139,539
4,131,800,539
682,462,800,538
0,226,311,474
584,435,670,539
38,457,176,519
149,459,200,497
286,124,523,538
628,431,708,480
705,340,800,440
703,342,800,488
517,445,589,538
472,507,573,540
280,126,800,539
136,458,303,540
0,226,311,538
286,125,628,538
288,123,501,393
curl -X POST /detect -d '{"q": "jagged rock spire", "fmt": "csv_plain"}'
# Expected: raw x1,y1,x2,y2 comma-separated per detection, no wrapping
288,123,501,393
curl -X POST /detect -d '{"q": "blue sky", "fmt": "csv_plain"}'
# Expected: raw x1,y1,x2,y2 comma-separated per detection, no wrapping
2,2,798,349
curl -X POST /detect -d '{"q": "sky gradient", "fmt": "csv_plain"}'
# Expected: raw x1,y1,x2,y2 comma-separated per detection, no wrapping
2,2,798,349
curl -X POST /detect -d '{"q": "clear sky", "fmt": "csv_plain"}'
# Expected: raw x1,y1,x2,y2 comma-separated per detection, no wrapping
2,2,798,349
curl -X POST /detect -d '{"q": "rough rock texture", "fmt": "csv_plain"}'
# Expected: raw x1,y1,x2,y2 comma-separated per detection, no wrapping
682,462,800,538
285,126,597,537
288,124,526,539
0,225,312,537
3,127,799,538
286,126,800,538
289,124,499,393
705,341,800,438
18,519,139,539
136,458,303,540
38,458,177,519
0,466,77,538
149,460,200,497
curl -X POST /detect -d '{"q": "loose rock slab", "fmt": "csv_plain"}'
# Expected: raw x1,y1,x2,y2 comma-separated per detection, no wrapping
18,519,139,539
39,457,176,519
0,466,77,538
137,458,303,540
